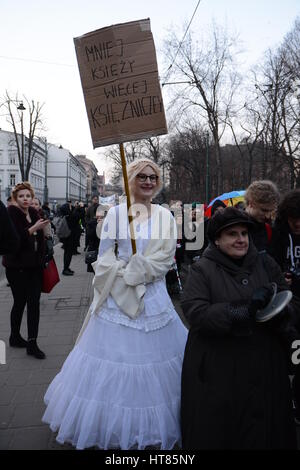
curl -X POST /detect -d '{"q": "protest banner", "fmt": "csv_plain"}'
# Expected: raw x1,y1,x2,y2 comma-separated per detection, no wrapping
74,18,168,148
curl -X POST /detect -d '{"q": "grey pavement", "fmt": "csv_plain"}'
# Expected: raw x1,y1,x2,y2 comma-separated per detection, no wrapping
0,237,94,449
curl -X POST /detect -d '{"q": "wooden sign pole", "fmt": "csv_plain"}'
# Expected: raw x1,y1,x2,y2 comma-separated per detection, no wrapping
119,143,136,255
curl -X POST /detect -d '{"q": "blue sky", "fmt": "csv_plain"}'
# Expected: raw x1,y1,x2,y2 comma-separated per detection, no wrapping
0,0,299,178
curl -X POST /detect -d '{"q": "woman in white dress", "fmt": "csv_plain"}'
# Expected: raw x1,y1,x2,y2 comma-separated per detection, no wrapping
42,158,188,450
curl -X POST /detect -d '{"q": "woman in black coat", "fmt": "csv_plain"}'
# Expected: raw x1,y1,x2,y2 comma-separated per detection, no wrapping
181,207,299,449
3,182,50,359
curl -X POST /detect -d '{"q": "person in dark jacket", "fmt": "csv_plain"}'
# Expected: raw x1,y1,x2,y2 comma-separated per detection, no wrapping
85,205,107,273
2,182,50,359
85,195,99,224
181,206,299,449
197,199,227,258
85,195,99,251
244,180,280,252
269,189,300,424
0,200,20,255
59,201,80,275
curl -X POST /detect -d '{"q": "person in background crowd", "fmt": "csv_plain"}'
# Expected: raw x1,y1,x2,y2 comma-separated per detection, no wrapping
180,206,299,449
197,199,227,258
244,180,280,252
6,196,14,207
184,201,205,266
85,195,99,251
85,195,99,224
41,200,56,233
72,201,83,255
42,158,188,450
42,201,51,218
2,182,50,359
234,201,245,211
0,200,19,255
31,197,54,261
269,189,300,425
85,205,108,273
59,200,80,275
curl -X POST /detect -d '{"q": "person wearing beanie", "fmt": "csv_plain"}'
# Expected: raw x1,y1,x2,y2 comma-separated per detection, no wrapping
180,206,300,449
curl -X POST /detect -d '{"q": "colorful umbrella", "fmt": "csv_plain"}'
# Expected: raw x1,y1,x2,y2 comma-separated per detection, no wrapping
205,190,245,217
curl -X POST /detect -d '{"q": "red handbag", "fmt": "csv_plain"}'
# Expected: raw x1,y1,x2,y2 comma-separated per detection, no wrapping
42,258,60,293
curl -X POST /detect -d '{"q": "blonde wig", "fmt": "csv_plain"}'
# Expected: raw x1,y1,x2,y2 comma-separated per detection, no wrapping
126,158,163,198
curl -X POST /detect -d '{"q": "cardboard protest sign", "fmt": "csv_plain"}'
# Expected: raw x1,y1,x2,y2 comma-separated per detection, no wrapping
74,18,168,148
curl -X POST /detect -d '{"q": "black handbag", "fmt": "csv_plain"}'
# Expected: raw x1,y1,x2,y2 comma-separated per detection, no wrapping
85,250,98,264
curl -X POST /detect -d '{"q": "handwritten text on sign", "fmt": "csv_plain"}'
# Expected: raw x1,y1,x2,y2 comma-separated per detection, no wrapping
74,19,168,148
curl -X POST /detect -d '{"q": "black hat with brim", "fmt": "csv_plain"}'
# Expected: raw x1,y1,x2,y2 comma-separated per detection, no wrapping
207,206,254,241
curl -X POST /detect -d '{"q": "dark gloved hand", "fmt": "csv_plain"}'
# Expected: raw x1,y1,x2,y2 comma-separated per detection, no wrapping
249,285,274,315
228,300,253,336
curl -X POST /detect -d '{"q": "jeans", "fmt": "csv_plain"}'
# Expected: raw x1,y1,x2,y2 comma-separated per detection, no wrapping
6,267,43,339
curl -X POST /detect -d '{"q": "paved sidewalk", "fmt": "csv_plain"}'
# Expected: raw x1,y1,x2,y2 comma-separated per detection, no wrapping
0,239,94,449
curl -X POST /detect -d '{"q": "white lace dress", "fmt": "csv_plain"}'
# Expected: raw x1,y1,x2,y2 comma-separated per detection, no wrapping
42,205,188,450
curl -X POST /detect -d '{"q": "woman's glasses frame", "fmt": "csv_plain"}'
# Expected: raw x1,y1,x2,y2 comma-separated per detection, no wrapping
136,173,158,183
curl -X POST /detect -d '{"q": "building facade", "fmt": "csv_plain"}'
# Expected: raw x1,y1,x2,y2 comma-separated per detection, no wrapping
97,173,106,196
75,154,99,202
0,129,46,202
47,145,87,208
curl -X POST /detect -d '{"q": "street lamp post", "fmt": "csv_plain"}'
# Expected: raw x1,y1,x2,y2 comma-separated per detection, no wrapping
66,160,69,200
0,99,26,181
43,137,48,203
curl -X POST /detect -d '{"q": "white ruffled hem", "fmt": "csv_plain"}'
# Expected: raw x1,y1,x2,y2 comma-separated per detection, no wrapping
42,315,187,450
43,379,181,450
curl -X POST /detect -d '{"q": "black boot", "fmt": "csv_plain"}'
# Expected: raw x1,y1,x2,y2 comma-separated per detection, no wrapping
27,339,46,359
9,334,28,348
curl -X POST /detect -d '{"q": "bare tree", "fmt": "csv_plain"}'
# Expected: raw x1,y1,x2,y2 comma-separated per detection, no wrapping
1,92,45,181
163,21,242,193
249,44,300,188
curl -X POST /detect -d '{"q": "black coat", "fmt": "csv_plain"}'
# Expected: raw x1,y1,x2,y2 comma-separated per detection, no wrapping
248,216,270,252
269,221,300,302
3,205,45,269
180,242,298,449
86,218,101,273
0,201,19,255
59,203,81,241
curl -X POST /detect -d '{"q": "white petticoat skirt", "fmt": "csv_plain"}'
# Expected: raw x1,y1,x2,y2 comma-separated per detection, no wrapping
42,311,188,450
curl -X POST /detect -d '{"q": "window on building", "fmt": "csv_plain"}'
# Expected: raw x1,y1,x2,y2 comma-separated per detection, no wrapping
9,154,16,165
10,174,16,187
